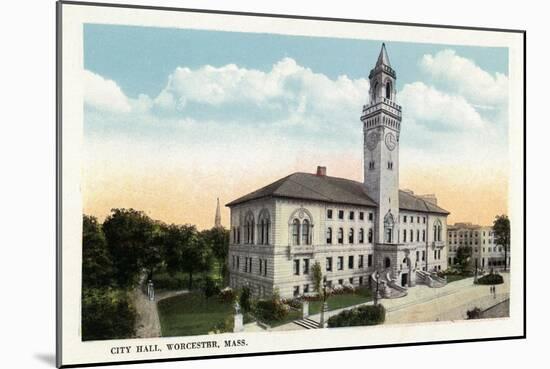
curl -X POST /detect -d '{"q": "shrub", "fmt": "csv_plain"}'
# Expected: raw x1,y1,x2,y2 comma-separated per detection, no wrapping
328,304,385,328
476,273,504,285
218,287,236,303
82,288,137,340
283,298,303,309
239,286,252,312
467,307,482,319
255,299,289,322
202,276,220,299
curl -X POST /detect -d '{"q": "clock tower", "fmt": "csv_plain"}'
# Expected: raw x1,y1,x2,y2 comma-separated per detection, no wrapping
361,43,402,245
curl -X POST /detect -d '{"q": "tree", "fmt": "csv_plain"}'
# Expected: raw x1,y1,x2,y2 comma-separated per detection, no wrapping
141,220,165,281
162,224,212,290
456,245,472,273
200,227,230,281
102,208,155,288
82,215,114,289
493,215,510,271
311,261,323,297
162,224,196,277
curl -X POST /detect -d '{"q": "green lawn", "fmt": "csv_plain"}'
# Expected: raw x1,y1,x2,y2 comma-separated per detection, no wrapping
309,290,372,315
153,261,224,291
157,292,233,337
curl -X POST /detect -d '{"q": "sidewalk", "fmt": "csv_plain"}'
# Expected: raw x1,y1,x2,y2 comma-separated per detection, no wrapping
262,274,510,332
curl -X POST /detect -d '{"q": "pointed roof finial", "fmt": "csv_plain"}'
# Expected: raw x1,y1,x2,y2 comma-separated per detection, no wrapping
376,43,391,68
214,197,222,228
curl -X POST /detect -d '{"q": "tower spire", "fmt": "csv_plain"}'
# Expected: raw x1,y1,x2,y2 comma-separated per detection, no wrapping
376,43,392,68
214,197,222,228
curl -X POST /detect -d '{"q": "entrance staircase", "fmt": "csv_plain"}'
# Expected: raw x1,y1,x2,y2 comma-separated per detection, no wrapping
416,270,447,288
371,270,408,299
293,318,319,329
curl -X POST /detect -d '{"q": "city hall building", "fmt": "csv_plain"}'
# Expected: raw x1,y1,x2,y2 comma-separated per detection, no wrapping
226,44,450,299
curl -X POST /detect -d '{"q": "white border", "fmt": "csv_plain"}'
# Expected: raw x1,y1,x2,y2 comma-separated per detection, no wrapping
59,2,524,367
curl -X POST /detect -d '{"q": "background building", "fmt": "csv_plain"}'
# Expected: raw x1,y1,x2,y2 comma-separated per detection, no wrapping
447,223,509,271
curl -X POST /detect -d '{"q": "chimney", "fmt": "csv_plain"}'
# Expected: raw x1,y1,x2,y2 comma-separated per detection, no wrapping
419,194,438,205
316,166,327,176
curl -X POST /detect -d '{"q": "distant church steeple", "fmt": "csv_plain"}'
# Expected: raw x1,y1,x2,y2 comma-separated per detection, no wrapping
214,197,222,228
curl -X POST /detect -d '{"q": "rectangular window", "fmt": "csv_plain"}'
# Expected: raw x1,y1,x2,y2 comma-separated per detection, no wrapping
337,256,344,270
358,255,364,268
303,284,309,294
348,256,354,269
423,217,426,224
259,259,262,274
417,216,420,223
410,229,413,243
326,257,333,272
338,279,344,285
403,229,407,242
403,215,407,223
293,259,300,275
422,251,425,261
293,286,300,297
349,211,355,220
416,250,420,261
349,277,354,285
264,260,267,276
417,229,420,242
368,212,373,221
368,254,373,267
434,250,437,260
338,210,344,220
303,258,310,275
410,216,413,223
338,228,344,244
327,209,333,219
359,212,364,220
422,230,426,242
359,276,364,285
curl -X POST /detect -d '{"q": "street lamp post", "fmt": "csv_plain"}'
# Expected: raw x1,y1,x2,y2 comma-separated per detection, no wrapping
374,271,380,306
319,277,328,328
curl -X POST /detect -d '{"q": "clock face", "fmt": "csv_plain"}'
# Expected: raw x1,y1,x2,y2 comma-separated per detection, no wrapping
366,131,379,151
385,132,397,151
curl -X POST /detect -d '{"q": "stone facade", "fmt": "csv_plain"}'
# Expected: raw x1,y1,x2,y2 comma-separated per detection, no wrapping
447,223,509,271
226,44,450,299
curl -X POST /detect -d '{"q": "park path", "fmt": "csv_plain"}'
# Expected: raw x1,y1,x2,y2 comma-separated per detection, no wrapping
133,288,162,338
133,287,190,338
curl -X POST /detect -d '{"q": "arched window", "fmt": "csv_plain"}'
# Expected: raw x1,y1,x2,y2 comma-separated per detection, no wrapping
373,82,379,101
384,212,395,243
292,219,300,245
302,219,310,245
326,227,332,244
348,228,354,244
384,257,391,268
359,228,364,244
258,209,271,245
368,228,373,243
244,212,255,244
386,81,392,99
338,228,344,244
433,219,442,242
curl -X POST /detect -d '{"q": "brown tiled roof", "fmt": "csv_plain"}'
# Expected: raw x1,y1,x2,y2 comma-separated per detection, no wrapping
226,172,450,215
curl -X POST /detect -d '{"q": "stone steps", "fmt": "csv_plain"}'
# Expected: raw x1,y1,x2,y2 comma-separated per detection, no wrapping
293,318,319,329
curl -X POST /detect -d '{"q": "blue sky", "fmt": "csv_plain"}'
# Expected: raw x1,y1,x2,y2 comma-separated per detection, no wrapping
82,23,510,228
84,24,508,99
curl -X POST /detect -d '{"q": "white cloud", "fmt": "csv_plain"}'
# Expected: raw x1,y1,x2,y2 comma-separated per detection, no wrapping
420,49,508,107
152,58,370,124
399,82,487,130
83,70,131,113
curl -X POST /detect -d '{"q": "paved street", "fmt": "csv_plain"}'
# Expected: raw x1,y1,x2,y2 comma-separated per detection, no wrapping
261,273,510,332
